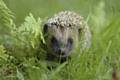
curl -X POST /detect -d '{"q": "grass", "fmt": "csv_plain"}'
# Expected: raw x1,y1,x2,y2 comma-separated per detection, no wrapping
0,0,120,80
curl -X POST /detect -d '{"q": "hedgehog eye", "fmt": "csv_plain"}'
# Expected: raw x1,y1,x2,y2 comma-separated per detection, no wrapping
43,24,48,33
51,36,59,47
67,37,73,47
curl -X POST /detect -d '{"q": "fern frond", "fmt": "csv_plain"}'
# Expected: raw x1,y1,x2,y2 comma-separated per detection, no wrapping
5,13,45,60
0,0,15,28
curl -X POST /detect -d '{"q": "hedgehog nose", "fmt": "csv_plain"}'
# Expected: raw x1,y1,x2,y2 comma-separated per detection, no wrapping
57,48,65,55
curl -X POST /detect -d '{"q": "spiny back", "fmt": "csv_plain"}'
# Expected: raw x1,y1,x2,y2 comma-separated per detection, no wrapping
46,11,84,29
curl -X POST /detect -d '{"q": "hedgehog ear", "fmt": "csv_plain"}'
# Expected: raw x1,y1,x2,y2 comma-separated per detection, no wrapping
78,28,82,37
43,23,48,34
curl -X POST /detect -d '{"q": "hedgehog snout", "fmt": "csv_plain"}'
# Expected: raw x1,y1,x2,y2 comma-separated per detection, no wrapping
50,36,73,57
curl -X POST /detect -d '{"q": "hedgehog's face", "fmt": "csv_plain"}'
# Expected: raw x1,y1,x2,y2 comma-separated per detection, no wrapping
43,23,79,58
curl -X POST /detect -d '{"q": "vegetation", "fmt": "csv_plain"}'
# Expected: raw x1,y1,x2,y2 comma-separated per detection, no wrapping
0,0,120,80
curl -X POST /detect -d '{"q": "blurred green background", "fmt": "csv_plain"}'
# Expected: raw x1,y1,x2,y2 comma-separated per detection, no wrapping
4,0,120,25
0,0,120,80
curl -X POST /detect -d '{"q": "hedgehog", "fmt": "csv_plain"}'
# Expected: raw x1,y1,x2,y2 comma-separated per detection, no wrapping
43,11,91,62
